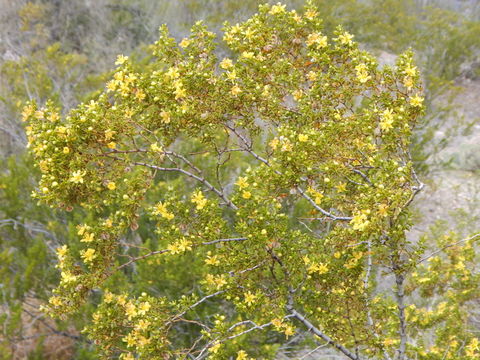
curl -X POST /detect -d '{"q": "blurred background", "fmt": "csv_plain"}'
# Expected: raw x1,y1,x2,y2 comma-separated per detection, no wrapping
0,0,479,358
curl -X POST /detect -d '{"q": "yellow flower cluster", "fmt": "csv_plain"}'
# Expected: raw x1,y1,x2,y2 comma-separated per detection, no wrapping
306,32,328,49
243,291,257,306
272,318,295,337
269,3,286,15
466,338,479,357
344,251,364,269
337,31,354,46
220,58,233,69
351,210,370,231
205,252,220,266
81,248,96,263
236,176,249,189
380,109,395,131
191,190,208,210
355,63,371,83
307,186,324,205
205,274,227,289
167,237,192,254
69,170,86,184
409,94,424,107
307,262,329,275
152,202,174,220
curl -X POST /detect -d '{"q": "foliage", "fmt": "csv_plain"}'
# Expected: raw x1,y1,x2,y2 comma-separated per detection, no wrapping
23,3,480,359
1,0,480,359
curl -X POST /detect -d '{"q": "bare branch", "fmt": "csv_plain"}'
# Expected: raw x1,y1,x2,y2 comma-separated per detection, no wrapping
296,187,353,221
132,162,238,210
287,307,360,360
417,233,480,264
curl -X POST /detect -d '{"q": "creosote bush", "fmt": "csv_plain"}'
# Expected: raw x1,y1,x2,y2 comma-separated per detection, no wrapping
23,2,480,359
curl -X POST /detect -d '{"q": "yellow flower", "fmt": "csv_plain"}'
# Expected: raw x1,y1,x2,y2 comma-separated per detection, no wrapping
284,325,295,337
209,342,221,354
21,104,34,121
236,350,248,360
338,32,354,45
107,141,116,149
269,3,286,15
34,110,45,119
304,8,318,20
48,112,60,122
280,139,293,152
179,38,191,48
104,291,114,304
121,353,135,360
106,80,117,92
241,51,255,60
355,63,371,83
335,182,346,193
70,170,86,184
160,110,171,123
293,89,303,101
123,333,136,348
137,335,150,347
298,134,308,142
269,137,280,150
244,291,256,306
191,190,207,210
383,338,395,346
242,191,252,199
56,245,68,260
404,64,417,77
220,58,233,69
314,192,323,205
272,318,283,329
49,296,63,307
236,177,249,189
138,301,151,315
115,55,128,65
226,70,237,80
466,338,479,356
307,71,318,81
174,84,187,99
125,301,137,319
150,142,163,152
308,262,328,275
81,232,94,243
306,33,327,49
380,109,394,131
168,238,192,254
81,248,96,263
410,94,424,107
231,85,242,96
205,274,227,289
403,76,414,90
107,182,116,190
135,89,146,101
152,202,175,220
205,254,220,266
165,66,180,79
135,319,151,331
77,224,89,236
351,212,370,231
61,271,77,283
378,204,389,217
104,129,115,140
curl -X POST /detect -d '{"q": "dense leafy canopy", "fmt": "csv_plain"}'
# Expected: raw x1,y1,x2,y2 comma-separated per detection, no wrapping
1,1,480,359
